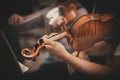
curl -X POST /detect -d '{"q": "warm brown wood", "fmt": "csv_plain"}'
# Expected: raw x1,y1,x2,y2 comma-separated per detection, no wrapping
68,13,114,51
21,13,114,59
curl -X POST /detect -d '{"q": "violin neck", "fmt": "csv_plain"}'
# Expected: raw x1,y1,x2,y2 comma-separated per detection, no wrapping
48,31,67,41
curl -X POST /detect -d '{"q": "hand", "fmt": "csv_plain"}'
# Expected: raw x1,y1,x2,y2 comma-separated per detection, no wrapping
8,13,24,26
42,38,68,58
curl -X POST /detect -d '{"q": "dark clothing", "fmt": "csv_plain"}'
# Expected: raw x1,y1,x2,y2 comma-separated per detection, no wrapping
78,0,120,14
25,62,70,80
0,29,26,80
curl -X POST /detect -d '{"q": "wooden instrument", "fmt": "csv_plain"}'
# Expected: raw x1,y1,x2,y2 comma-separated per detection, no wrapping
21,13,114,60
68,13,114,51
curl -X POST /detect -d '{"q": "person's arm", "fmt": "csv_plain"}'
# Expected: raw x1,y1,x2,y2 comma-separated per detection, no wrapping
83,41,113,56
43,38,113,77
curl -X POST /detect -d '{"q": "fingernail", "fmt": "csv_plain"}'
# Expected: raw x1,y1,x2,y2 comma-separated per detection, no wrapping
42,46,46,49
39,39,44,45
34,43,39,49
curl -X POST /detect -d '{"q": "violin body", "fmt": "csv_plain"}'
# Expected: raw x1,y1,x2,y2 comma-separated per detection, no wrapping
68,13,114,51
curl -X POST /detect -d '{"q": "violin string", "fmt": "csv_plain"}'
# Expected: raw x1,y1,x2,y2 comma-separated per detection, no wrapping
47,29,68,39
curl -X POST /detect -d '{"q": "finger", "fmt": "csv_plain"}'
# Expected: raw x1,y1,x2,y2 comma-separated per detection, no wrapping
37,35,48,44
78,52,86,59
41,34,49,39
11,17,15,26
18,17,23,24
17,16,21,24
44,45,52,50
49,33,58,37
71,51,78,56
16,16,23,24
14,16,18,25
43,38,56,46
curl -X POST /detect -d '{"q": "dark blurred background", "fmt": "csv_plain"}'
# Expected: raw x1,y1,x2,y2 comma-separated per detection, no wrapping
0,0,120,80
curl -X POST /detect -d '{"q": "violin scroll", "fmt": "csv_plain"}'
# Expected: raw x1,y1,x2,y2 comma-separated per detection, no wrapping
21,48,32,59
21,39,44,60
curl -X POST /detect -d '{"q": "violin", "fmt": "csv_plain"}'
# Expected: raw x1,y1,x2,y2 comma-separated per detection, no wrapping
21,13,114,60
